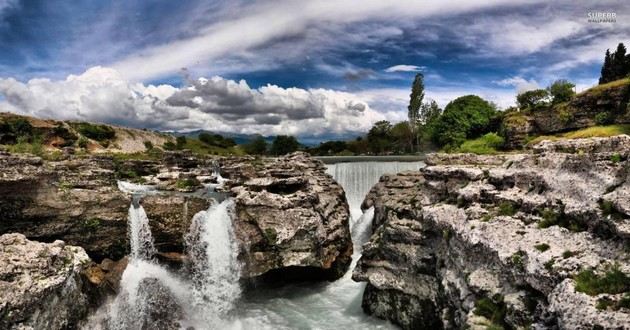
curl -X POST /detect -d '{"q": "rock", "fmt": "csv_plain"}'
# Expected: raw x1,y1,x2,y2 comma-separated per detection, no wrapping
0,233,96,330
221,152,353,281
353,136,630,329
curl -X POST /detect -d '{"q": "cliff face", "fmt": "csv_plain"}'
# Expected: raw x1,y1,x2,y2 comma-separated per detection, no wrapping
502,79,630,148
353,135,630,329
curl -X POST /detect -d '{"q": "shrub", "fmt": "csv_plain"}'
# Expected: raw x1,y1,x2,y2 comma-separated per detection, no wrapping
163,141,177,150
473,296,506,327
534,243,550,252
574,263,630,295
595,112,612,125
176,136,187,149
498,201,518,216
562,250,577,259
455,132,505,154
270,135,300,156
77,137,89,149
72,122,116,141
144,140,154,150
610,153,622,163
7,117,34,136
511,250,527,269
176,178,200,189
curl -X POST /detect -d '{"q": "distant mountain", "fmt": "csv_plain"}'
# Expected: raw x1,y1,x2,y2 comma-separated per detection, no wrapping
172,130,363,147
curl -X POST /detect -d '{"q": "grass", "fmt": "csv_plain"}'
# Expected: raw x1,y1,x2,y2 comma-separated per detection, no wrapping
176,138,246,156
454,132,505,155
562,250,577,259
537,207,587,232
574,263,630,296
576,78,630,97
527,124,630,145
497,201,518,216
473,296,507,327
70,122,116,141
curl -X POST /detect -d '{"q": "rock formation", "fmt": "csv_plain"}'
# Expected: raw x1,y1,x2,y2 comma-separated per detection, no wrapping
220,152,353,280
353,135,630,329
0,233,96,329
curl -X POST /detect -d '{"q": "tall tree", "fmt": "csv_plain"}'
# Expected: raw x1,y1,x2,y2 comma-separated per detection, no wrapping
270,135,300,155
599,49,612,84
407,73,424,151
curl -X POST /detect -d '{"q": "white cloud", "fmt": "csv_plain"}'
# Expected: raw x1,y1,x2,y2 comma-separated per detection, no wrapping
495,76,540,93
0,66,390,136
384,65,425,73
110,0,545,81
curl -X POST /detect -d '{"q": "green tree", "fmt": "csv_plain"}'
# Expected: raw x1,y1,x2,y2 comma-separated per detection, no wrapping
431,95,497,149
270,135,300,155
516,89,550,109
599,49,613,84
407,73,424,151
367,120,393,154
176,136,187,149
390,121,414,153
547,79,575,104
599,43,630,84
243,135,268,155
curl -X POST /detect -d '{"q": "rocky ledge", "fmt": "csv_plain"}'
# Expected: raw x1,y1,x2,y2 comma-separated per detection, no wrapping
353,135,630,329
0,233,96,329
0,151,352,281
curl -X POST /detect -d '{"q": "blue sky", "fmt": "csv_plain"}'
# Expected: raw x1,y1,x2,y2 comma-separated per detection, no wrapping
0,0,628,139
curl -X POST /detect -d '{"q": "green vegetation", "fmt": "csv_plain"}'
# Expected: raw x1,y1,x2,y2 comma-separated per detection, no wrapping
597,295,630,311
599,43,630,84
7,136,44,156
176,178,200,190
473,296,507,328
610,153,622,163
143,140,153,150
71,122,116,141
544,259,555,271
562,250,577,259
527,124,630,145
270,135,300,156
497,201,518,216
198,132,236,148
537,207,587,232
534,243,550,252
263,228,278,244
454,132,504,155
548,79,576,104
511,250,527,269
516,89,549,109
574,263,630,296
242,135,268,155
82,217,101,232
432,95,499,149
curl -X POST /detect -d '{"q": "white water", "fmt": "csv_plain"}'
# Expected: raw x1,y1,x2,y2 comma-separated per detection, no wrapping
88,162,423,329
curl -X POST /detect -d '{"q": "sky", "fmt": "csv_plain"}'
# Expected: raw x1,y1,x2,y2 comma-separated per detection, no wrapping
0,0,628,140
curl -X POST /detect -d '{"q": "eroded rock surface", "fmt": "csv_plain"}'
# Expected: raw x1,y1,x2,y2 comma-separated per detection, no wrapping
220,152,353,280
353,135,630,329
0,233,96,330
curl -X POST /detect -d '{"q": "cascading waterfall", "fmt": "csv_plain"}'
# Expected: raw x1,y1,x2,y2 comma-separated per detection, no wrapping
128,198,156,260
185,199,241,325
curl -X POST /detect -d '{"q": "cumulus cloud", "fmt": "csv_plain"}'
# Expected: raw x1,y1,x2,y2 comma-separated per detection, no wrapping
0,66,389,136
384,65,425,72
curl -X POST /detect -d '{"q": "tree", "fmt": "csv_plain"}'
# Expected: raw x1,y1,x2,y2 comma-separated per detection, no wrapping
431,95,497,149
176,136,187,149
599,43,630,84
407,73,424,151
367,120,393,154
270,135,300,155
547,79,575,104
516,89,550,109
390,121,414,153
243,135,268,155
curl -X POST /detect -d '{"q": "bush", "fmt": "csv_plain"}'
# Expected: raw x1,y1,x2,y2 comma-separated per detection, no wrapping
574,263,630,295
72,122,116,141
143,140,153,150
498,201,518,216
176,136,187,149
243,135,268,155
77,137,89,149
432,95,498,149
473,296,506,326
456,132,504,154
270,135,300,156
534,243,550,252
198,132,236,148
595,112,612,125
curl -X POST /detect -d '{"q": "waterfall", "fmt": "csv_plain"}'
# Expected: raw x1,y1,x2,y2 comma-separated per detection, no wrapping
185,199,241,324
128,200,156,260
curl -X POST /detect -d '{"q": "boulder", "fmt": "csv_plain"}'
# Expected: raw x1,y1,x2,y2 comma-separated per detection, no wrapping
0,233,96,330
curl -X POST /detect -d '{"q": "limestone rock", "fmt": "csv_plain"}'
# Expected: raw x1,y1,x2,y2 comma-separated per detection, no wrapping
0,233,95,330
353,136,630,329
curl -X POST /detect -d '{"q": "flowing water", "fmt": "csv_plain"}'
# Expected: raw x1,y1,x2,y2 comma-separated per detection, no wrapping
87,161,424,329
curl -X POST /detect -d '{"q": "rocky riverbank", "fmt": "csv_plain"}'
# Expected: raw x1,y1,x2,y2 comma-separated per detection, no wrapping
0,151,352,329
353,135,630,329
